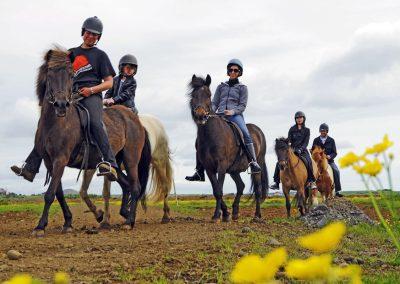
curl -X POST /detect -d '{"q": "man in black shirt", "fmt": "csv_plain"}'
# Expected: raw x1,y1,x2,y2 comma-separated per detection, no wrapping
312,123,343,197
11,16,118,181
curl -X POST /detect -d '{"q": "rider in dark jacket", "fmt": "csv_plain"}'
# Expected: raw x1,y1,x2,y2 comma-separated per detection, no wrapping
312,123,343,197
185,59,262,181
270,111,317,190
104,54,138,114
11,16,118,181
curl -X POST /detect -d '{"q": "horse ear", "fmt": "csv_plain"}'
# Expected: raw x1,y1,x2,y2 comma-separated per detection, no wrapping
205,74,211,87
192,74,196,81
44,50,53,62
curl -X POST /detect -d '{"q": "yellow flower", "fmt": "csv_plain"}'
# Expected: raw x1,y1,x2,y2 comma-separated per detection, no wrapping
54,272,70,284
329,264,362,284
364,134,394,155
297,221,346,253
230,248,287,283
286,254,332,280
339,152,360,168
388,153,394,160
2,274,33,284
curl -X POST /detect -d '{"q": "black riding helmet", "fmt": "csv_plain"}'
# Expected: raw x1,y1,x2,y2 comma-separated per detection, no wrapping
319,123,329,132
81,16,103,40
294,111,306,124
119,54,138,75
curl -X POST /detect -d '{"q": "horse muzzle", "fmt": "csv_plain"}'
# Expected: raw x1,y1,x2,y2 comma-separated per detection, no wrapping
278,160,287,170
53,100,70,117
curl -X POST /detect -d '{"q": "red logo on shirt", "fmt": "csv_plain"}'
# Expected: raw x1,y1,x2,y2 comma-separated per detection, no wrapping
72,55,92,76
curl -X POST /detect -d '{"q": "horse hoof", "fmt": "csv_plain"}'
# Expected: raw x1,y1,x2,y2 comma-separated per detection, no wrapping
96,210,104,223
62,227,73,234
161,217,171,224
99,222,111,230
211,217,221,223
251,217,264,223
32,230,45,238
122,224,132,231
222,215,231,223
232,214,239,221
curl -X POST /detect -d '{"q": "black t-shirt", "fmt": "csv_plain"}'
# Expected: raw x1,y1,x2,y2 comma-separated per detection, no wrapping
69,46,116,91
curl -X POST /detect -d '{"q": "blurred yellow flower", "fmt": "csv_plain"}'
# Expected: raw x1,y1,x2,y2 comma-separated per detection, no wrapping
230,248,287,283
353,159,383,176
297,221,346,253
286,254,332,280
2,274,32,284
388,153,394,160
329,264,362,284
339,152,360,168
364,134,394,155
54,272,70,284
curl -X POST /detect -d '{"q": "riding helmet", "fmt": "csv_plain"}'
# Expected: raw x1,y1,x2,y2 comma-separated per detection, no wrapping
227,58,243,76
319,123,329,132
81,16,103,39
119,54,138,74
294,111,306,123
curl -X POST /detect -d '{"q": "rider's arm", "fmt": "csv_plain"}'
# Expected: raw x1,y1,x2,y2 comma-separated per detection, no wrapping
212,85,222,112
104,78,115,99
92,76,113,93
114,79,137,104
233,85,248,115
330,138,337,160
300,128,310,152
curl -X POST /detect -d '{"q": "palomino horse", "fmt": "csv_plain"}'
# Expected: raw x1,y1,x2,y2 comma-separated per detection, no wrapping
80,114,174,228
32,47,150,235
274,138,318,217
188,75,268,221
311,145,334,201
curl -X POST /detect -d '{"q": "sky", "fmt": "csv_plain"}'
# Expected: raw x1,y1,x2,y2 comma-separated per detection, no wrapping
0,0,399,195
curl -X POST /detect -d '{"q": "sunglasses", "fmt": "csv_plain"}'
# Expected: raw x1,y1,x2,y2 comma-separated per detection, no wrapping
228,68,240,73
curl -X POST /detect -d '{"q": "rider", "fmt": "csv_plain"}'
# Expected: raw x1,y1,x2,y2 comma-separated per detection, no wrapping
270,111,317,190
11,16,118,181
103,54,138,114
185,58,262,181
312,123,343,197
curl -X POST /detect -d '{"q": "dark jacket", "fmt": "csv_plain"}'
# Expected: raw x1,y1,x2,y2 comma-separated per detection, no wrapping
212,81,248,115
312,136,337,163
288,125,310,153
104,75,136,109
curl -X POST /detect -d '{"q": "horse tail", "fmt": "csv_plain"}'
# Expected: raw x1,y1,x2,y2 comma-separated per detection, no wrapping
147,136,173,203
138,130,152,211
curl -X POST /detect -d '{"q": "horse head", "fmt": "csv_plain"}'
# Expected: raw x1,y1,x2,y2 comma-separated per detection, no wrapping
37,47,74,117
311,145,325,163
188,74,212,125
275,137,290,170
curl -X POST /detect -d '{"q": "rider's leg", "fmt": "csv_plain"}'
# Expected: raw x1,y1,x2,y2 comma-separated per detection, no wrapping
81,94,118,181
302,151,317,189
227,114,261,173
270,162,280,189
185,138,205,181
330,162,343,197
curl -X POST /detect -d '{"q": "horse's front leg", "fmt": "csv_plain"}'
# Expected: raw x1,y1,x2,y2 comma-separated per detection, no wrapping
34,158,67,236
99,178,112,229
80,169,104,223
253,173,262,220
217,170,230,222
230,173,245,221
56,182,73,233
206,170,222,222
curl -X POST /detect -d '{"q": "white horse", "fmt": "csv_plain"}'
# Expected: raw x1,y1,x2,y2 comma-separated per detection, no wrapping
79,114,174,228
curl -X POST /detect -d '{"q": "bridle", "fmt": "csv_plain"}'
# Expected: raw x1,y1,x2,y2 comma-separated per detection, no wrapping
192,105,219,123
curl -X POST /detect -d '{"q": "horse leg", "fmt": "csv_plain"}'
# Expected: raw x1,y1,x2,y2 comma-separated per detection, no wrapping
161,193,171,224
80,169,104,223
99,178,112,229
34,158,67,236
230,173,244,221
116,169,130,220
298,188,306,216
206,170,222,222
284,189,291,218
123,165,140,229
217,170,230,222
253,174,263,220
56,182,73,233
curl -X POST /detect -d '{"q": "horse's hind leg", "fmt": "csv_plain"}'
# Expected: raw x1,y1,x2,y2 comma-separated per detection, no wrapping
284,189,291,218
115,168,130,220
230,173,245,221
99,178,112,229
56,182,73,233
80,169,104,223
253,174,263,219
161,194,171,224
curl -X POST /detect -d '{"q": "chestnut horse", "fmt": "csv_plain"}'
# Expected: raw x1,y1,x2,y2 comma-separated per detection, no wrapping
188,75,268,221
31,47,150,235
311,145,334,201
274,138,318,217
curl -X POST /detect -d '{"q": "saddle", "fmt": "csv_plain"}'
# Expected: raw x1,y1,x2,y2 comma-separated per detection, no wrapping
221,117,245,149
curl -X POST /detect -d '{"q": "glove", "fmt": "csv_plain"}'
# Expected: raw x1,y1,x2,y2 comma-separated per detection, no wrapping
296,148,302,154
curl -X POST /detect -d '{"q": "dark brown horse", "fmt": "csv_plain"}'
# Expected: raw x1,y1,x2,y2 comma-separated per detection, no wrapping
32,47,151,236
188,75,268,221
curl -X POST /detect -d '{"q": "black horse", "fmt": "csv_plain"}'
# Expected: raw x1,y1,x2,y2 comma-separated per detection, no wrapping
188,75,268,221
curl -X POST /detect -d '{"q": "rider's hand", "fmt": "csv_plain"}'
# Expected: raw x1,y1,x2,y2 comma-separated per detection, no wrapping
103,98,115,106
327,155,331,160
296,148,302,154
224,110,235,116
79,87,92,97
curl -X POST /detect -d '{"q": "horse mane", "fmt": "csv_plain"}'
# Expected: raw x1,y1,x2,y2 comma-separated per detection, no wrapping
187,76,207,97
36,46,71,106
275,137,290,151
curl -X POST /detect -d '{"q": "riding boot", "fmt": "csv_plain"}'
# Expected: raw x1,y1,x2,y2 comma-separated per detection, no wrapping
270,163,280,189
11,149,42,182
245,143,262,174
185,159,205,182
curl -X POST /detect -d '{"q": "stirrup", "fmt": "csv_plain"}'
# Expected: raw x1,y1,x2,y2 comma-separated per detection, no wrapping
247,162,261,175
96,161,112,175
16,163,26,176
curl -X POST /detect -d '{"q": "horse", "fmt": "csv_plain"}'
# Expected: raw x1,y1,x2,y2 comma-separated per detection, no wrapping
311,145,334,202
274,138,318,217
79,114,174,228
188,75,268,221
31,47,151,236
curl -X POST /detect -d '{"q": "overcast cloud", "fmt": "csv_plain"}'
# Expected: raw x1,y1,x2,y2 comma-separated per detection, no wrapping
0,0,399,195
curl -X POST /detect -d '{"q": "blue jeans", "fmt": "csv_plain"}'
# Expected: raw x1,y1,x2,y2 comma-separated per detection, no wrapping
226,114,253,144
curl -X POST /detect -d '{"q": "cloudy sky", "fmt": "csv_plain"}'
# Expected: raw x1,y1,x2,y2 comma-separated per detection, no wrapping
0,0,399,195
